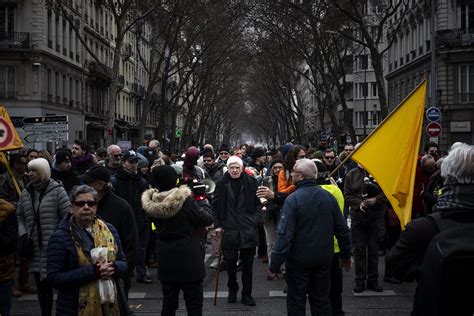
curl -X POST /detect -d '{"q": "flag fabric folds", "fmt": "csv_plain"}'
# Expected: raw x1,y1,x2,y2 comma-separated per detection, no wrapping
0,105,23,151
350,81,427,229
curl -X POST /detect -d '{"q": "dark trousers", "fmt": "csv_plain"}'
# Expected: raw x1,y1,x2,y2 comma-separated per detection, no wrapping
0,280,11,316
286,264,332,316
33,273,53,316
330,253,344,315
257,223,267,257
222,247,255,296
136,223,151,280
161,281,203,316
351,209,385,285
18,259,29,286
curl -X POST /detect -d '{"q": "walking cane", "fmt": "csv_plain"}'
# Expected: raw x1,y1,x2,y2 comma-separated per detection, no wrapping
213,232,223,306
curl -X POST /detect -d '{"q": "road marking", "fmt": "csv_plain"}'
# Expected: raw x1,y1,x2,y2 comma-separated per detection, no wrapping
128,292,146,299
353,290,396,296
18,294,58,301
204,254,212,263
203,291,228,298
269,291,287,297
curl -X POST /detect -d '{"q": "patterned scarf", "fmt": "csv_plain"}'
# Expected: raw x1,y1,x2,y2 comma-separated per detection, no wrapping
70,217,119,316
433,183,474,212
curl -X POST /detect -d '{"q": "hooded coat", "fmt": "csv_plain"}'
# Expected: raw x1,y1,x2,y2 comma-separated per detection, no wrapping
142,185,213,283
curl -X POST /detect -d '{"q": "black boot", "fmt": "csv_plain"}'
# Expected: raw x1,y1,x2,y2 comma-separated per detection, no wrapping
241,295,256,306
367,281,383,292
228,285,238,303
353,282,365,293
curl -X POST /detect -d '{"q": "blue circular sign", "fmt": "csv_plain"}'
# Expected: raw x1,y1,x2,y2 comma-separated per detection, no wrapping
426,107,441,122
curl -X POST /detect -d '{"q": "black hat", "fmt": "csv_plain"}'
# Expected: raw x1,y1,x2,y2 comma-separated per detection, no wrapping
55,149,72,165
219,144,230,153
250,148,265,160
122,150,140,162
151,165,178,192
96,147,107,157
142,147,157,162
313,159,328,177
78,165,111,183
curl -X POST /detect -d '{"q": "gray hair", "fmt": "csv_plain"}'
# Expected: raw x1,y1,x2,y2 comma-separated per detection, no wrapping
107,144,121,155
27,158,51,182
149,140,160,148
294,158,317,180
69,185,99,203
441,144,474,184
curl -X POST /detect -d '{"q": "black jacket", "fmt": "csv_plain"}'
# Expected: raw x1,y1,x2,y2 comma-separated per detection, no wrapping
112,168,149,229
205,162,225,183
142,186,213,283
97,185,139,271
51,167,80,194
212,172,261,249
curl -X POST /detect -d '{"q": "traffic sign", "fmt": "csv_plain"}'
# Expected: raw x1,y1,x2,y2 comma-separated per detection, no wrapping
0,107,23,151
426,122,442,137
24,132,68,143
426,107,441,122
175,129,183,138
22,116,67,124
22,124,68,133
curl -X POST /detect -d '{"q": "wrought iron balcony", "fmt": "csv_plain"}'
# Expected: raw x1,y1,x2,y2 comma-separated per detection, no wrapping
437,28,474,48
0,32,30,49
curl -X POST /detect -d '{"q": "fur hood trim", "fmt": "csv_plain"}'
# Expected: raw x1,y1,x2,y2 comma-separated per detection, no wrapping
142,185,191,219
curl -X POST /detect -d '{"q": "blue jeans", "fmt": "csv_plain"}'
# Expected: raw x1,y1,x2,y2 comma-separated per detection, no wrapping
0,280,12,316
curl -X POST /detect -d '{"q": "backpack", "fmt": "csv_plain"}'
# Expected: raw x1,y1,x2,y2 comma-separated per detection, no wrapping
416,211,474,316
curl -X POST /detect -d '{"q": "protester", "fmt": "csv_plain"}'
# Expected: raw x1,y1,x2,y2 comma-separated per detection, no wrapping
105,144,123,176
112,150,150,284
277,145,305,194
269,159,351,315
0,153,29,206
0,198,17,316
16,158,70,316
142,165,213,315
71,139,96,175
47,185,128,315
212,156,261,306
386,143,474,315
51,149,79,194
79,165,139,298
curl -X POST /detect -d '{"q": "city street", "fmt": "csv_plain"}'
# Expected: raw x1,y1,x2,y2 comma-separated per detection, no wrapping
11,249,416,315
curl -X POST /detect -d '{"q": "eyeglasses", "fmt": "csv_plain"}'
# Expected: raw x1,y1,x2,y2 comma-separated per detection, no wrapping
324,156,335,160
73,200,97,207
113,154,122,158
220,152,229,155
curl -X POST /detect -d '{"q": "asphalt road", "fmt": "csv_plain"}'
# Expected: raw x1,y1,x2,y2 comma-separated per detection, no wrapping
11,245,415,315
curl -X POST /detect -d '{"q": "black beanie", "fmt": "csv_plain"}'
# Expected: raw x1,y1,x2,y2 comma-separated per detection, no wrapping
250,147,265,160
219,144,230,153
152,165,178,192
56,149,72,164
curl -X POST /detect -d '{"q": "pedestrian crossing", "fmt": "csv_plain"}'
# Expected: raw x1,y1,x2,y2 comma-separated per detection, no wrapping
16,290,396,301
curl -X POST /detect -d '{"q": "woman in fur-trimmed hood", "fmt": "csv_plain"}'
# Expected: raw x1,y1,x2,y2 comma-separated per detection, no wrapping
141,165,213,315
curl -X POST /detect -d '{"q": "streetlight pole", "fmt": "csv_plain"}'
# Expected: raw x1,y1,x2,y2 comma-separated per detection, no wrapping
363,55,367,138
431,0,437,109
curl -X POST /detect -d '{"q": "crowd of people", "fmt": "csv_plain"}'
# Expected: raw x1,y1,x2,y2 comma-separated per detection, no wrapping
0,138,472,316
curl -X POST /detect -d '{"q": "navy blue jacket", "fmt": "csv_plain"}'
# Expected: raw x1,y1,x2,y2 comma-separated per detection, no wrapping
270,179,351,272
47,214,127,315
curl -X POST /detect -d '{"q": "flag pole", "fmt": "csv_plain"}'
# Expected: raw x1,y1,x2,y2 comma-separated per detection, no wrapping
329,79,427,178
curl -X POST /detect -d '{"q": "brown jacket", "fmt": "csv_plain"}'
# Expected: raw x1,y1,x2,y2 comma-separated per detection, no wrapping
0,198,17,282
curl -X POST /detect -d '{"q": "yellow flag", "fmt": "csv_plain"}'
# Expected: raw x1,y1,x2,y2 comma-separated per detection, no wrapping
350,81,427,229
0,106,23,151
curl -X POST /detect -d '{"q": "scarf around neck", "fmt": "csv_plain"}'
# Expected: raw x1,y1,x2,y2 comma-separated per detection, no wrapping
433,183,474,212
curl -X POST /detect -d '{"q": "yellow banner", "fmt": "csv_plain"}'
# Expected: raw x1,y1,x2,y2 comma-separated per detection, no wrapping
351,81,427,229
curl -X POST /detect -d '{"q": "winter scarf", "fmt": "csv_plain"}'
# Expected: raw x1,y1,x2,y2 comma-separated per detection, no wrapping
70,217,119,316
433,183,474,213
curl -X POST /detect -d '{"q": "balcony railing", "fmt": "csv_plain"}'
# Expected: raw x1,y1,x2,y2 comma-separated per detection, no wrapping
437,28,474,48
0,32,30,49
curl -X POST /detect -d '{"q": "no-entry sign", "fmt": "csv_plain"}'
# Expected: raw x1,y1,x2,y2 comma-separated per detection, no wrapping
426,122,442,137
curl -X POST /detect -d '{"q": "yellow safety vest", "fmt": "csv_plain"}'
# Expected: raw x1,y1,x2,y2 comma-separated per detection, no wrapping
320,184,345,254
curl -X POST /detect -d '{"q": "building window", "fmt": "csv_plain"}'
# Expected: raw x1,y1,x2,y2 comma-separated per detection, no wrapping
459,64,474,103
0,66,15,99
356,54,369,70
461,4,474,31
0,6,15,35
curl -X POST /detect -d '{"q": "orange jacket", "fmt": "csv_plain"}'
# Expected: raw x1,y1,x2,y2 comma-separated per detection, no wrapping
277,169,296,194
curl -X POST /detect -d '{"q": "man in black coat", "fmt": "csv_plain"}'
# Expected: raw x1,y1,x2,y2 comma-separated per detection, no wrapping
112,150,151,284
79,165,139,297
212,155,261,306
51,149,80,194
